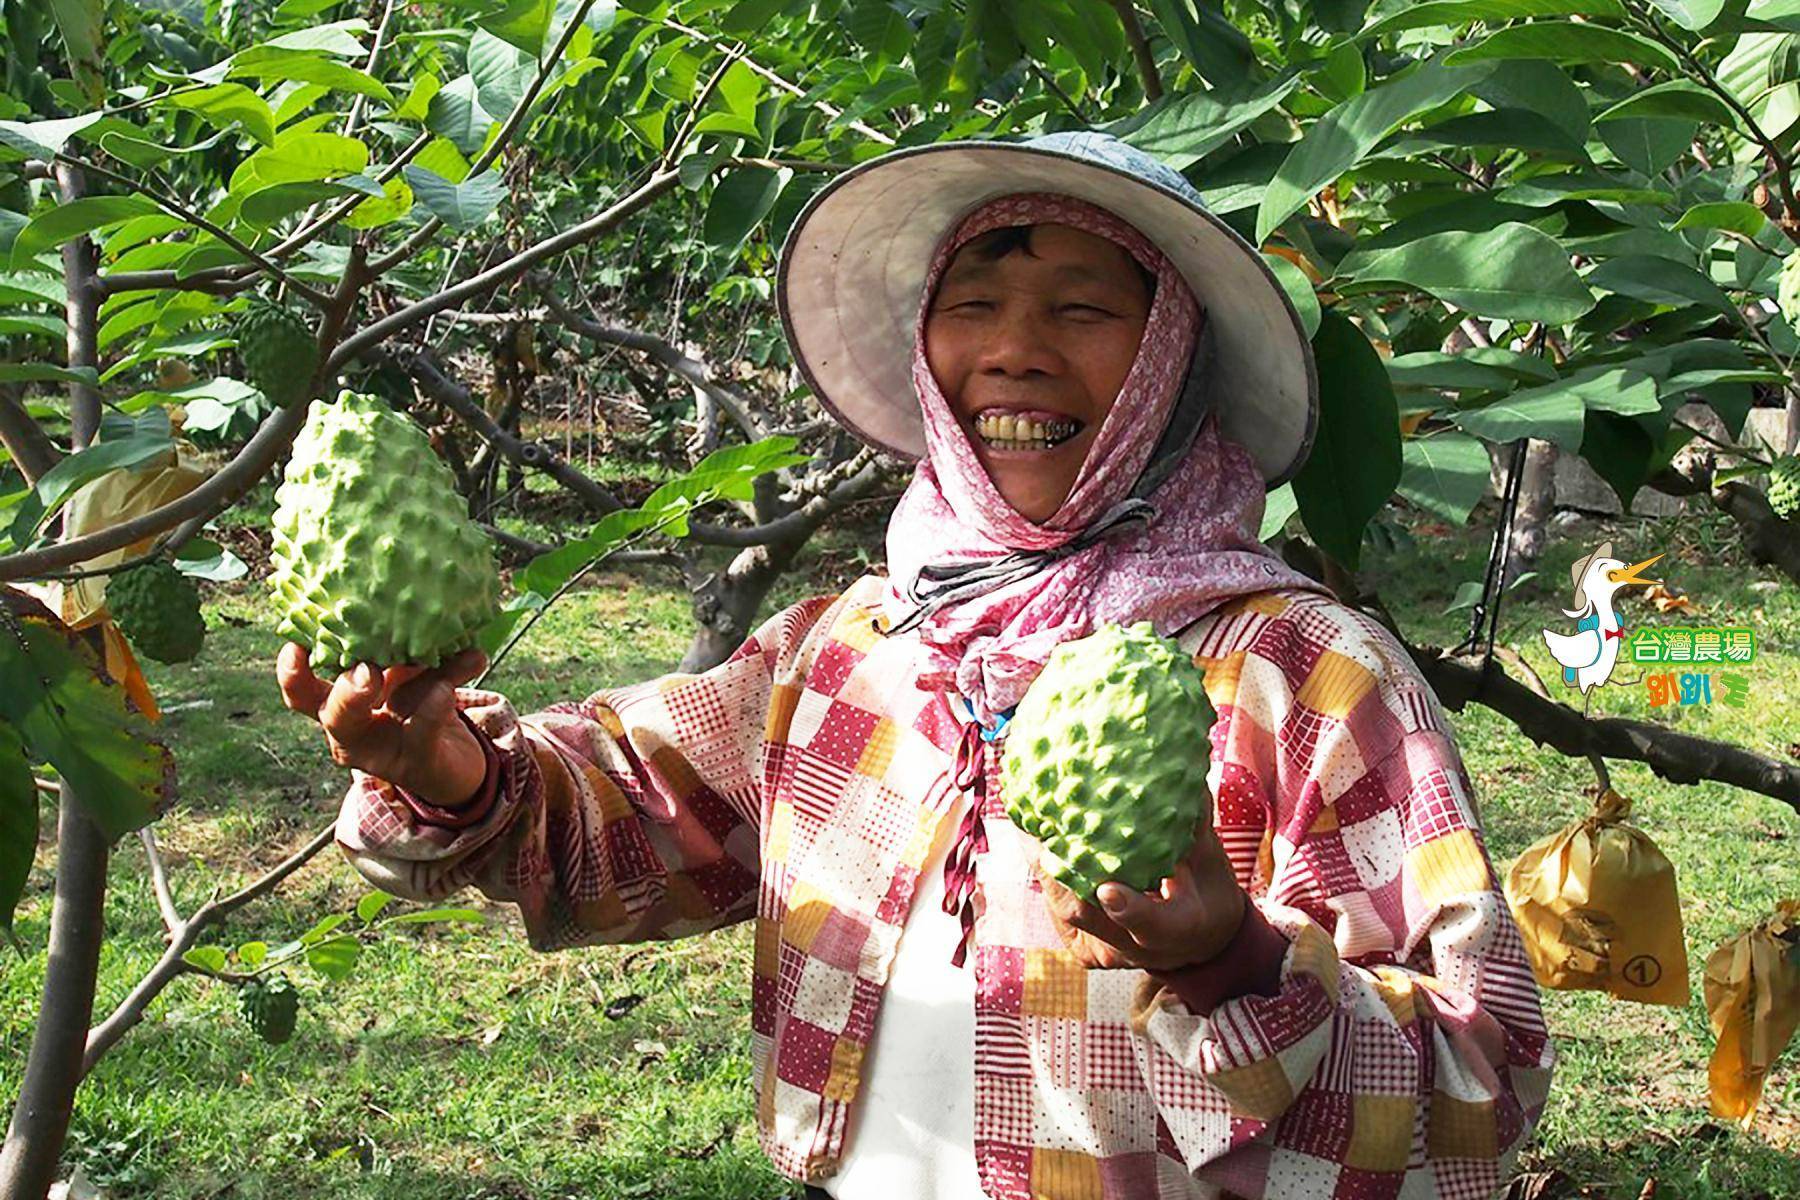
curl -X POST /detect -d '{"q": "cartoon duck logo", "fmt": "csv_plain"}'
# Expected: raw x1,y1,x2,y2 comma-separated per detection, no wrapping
1541,541,1663,698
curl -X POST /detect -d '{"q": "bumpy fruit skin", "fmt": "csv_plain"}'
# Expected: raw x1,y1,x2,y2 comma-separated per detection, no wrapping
238,974,299,1045
1770,455,1800,521
106,560,205,664
269,389,501,671
1000,621,1215,904
236,298,318,409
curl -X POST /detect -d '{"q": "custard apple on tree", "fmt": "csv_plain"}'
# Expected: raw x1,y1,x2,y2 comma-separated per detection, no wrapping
235,297,318,409
238,973,299,1044
1000,621,1215,904
1770,455,1800,521
269,389,500,672
106,559,205,664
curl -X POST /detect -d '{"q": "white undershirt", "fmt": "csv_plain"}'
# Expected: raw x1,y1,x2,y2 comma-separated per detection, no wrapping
815,784,987,1199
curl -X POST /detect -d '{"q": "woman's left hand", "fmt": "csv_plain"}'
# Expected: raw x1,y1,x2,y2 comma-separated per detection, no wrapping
1036,817,1247,972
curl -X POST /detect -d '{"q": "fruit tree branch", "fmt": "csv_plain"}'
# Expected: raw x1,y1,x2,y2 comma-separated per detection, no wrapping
0,388,62,484
1105,1,1164,102
82,823,337,1076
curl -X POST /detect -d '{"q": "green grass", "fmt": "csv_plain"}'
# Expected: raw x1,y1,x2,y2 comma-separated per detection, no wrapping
4,501,1798,1199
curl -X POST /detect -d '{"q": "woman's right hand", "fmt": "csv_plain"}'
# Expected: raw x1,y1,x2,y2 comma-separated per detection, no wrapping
276,643,491,810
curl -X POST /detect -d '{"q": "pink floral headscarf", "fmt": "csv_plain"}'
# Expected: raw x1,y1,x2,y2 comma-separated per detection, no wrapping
880,192,1330,725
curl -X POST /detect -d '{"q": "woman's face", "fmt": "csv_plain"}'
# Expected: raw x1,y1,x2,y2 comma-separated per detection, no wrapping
925,222,1152,523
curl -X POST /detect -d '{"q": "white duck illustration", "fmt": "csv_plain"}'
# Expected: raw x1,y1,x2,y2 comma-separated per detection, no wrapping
1541,540,1663,697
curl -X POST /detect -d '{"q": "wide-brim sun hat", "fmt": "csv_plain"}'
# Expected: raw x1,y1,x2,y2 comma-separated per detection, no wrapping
775,129,1318,489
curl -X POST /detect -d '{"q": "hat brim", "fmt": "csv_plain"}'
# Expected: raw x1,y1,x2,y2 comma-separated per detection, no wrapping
775,140,1318,489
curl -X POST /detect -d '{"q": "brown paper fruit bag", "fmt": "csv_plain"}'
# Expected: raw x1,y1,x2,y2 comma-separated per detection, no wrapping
1704,900,1800,1129
1503,788,1689,1007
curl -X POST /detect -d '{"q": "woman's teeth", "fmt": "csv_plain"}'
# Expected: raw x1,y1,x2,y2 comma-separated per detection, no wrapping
974,413,1079,450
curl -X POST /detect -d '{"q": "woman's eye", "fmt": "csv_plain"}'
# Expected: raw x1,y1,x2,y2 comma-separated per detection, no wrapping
1062,304,1114,317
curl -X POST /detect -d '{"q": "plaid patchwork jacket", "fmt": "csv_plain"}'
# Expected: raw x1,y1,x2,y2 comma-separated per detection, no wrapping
337,575,1555,1199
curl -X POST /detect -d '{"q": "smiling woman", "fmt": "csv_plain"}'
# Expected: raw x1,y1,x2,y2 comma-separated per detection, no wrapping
925,222,1154,523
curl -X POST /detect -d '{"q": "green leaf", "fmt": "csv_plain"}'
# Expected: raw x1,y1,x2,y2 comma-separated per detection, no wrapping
1257,55,1494,244
1387,348,1558,392
402,165,504,230
1672,200,1770,236
704,166,790,252
0,363,101,387
238,177,385,230
306,934,359,980
0,724,35,952
48,0,106,104
227,51,394,105
182,945,227,973
356,890,393,923
1291,308,1401,570
1595,80,1740,127
300,911,351,945
1644,0,1725,29
391,73,441,123
1447,368,1591,447
1119,70,1304,170
1362,0,1625,36
98,126,231,170
1584,254,1738,318
1258,481,1297,542
99,331,235,384
10,195,160,269
381,906,485,925
174,539,249,582
1264,253,1320,339
469,30,536,123
1336,222,1596,322
1443,23,1681,72
342,174,414,231
1146,0,1252,89
9,434,175,547
249,20,370,56
0,113,103,161
1470,60,1591,145
229,132,369,192
1599,117,1698,177
1492,170,1672,207
427,74,497,155
158,83,276,146
237,940,268,968
0,600,171,841
1398,433,1490,525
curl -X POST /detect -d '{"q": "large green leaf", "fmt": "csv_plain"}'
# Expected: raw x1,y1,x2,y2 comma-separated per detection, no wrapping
0,114,104,161
1645,0,1726,29
1448,366,1654,449
1584,254,1739,318
1257,55,1494,243
158,84,276,146
227,50,394,104
1119,71,1303,169
1595,80,1740,127
1399,433,1491,525
0,724,35,951
427,75,496,156
0,596,172,842
8,433,175,547
1672,200,1769,236
1290,309,1401,570
403,166,505,230
48,0,105,104
1336,222,1595,322
228,132,369,192
1444,22,1681,72
1599,118,1698,177
1493,170,1673,206
10,196,163,268
1387,347,1558,392
470,30,537,121
1470,59,1591,144
1146,0,1252,89
704,166,790,253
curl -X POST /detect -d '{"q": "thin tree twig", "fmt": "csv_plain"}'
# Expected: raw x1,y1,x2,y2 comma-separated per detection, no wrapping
53,153,331,307
82,822,338,1075
661,18,895,145
139,828,183,935
1104,0,1163,102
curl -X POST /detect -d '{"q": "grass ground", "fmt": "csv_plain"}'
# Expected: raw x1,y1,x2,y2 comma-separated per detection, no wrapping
3,488,1797,1199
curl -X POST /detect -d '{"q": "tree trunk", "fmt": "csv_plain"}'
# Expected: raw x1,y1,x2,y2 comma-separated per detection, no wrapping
0,160,110,1200
1505,438,1557,587
678,536,807,673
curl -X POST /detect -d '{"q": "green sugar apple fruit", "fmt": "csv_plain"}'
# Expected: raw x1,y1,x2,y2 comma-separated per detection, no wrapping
238,974,299,1044
1000,620,1215,904
270,389,500,671
1770,455,1800,521
236,297,318,409
107,559,205,664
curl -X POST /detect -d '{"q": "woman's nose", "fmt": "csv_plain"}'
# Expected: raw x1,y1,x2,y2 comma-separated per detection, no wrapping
975,306,1063,376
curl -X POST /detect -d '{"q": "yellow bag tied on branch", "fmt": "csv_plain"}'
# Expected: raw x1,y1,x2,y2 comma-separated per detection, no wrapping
1503,788,1689,1007
1704,900,1800,1129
